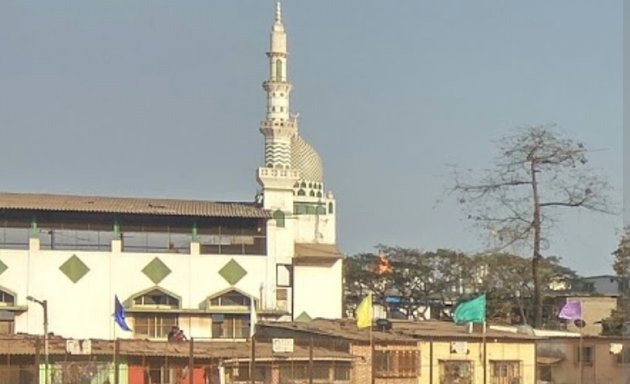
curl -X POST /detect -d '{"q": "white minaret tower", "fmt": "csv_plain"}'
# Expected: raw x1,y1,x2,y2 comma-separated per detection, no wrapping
255,2,342,321
256,2,299,318
257,1,300,206
260,1,297,170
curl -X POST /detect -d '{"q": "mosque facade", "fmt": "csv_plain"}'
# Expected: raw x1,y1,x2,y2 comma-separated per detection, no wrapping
0,2,342,340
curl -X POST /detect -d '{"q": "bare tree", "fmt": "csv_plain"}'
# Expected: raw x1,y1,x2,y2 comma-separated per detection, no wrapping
452,124,612,327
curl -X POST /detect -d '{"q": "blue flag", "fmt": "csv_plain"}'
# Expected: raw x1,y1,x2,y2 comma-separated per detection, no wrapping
114,295,132,332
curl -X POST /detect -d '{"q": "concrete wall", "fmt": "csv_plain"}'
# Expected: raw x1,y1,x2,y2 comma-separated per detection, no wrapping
564,296,617,336
0,238,268,339
539,337,630,384
293,260,343,319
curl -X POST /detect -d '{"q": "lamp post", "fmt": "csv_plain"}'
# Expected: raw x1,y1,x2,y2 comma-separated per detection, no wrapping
27,296,48,384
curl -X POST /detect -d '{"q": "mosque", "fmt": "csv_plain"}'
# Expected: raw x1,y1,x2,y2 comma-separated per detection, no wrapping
0,1,342,340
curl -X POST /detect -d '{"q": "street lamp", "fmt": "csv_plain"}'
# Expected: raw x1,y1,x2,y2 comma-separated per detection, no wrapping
27,296,48,384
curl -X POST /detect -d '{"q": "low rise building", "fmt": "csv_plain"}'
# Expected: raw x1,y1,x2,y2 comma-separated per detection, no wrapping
258,318,538,384
537,335,630,384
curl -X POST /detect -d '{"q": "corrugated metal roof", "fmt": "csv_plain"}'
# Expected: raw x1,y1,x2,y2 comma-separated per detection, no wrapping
259,319,539,342
0,192,270,219
294,243,343,259
0,335,352,360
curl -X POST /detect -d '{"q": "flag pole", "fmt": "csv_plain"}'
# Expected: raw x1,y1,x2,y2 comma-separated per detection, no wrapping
370,315,375,384
578,325,583,384
368,292,374,384
113,297,117,384
482,321,487,384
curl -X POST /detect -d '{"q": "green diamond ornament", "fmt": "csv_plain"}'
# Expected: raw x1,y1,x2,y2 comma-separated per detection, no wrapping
218,259,247,285
0,259,7,276
59,255,90,283
142,257,172,284
295,312,312,322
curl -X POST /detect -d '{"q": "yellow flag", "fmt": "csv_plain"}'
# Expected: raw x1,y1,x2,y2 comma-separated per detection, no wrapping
356,293,373,328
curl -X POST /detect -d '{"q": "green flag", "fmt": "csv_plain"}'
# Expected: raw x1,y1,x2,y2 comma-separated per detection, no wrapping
453,294,486,324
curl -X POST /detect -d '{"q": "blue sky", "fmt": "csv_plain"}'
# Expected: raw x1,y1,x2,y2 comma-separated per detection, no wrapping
0,1,623,275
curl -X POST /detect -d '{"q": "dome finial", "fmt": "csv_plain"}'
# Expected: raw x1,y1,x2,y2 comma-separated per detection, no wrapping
275,1,282,23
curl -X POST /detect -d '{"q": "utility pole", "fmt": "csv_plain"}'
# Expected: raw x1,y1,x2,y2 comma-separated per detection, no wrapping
27,296,49,384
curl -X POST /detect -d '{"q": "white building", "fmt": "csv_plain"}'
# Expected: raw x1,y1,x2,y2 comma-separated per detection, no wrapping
0,1,342,340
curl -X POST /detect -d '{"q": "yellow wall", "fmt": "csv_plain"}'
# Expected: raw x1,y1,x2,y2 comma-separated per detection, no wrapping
419,339,536,384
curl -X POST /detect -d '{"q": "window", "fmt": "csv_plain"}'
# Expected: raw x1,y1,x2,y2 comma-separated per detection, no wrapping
278,363,330,382
212,314,249,339
133,290,179,309
293,203,327,216
38,224,113,251
439,360,472,384
120,227,191,254
538,365,552,382
275,59,283,80
374,349,419,378
491,360,521,384
273,210,285,228
198,224,266,255
617,346,630,364
209,291,251,307
333,364,351,381
577,346,594,365
133,314,178,339
0,289,15,306
276,264,292,287
0,219,29,250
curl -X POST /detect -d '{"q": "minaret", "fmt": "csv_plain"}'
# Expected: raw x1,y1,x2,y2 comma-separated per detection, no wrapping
260,1,297,170
257,1,300,203
255,2,341,321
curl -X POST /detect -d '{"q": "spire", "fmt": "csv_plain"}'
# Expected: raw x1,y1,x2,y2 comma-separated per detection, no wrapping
272,1,285,33
275,1,282,23
260,0,294,171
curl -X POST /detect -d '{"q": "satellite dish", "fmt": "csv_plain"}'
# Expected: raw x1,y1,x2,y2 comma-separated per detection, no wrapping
574,319,587,328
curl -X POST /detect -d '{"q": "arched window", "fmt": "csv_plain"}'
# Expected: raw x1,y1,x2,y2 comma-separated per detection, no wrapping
207,289,253,307
275,59,283,81
129,287,181,339
204,288,256,339
273,210,285,228
132,288,180,309
0,288,15,306
328,202,334,214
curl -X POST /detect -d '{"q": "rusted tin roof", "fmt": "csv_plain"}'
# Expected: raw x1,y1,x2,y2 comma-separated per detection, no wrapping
294,243,343,265
0,334,352,360
259,319,540,343
0,192,270,219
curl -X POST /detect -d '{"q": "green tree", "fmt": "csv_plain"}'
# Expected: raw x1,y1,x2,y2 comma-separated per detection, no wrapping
382,246,471,319
601,229,630,336
470,253,576,325
452,125,612,327
343,252,395,316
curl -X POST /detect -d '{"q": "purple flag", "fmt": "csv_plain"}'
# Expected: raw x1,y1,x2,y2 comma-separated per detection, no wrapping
558,300,582,320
